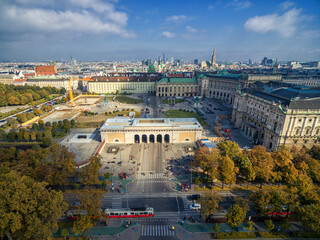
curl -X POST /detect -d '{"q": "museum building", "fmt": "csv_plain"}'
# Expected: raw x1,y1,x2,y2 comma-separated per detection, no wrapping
100,117,203,144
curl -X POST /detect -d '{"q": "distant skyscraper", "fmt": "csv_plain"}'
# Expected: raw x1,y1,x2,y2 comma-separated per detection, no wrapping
163,53,165,63
194,59,199,65
211,46,216,68
249,59,252,65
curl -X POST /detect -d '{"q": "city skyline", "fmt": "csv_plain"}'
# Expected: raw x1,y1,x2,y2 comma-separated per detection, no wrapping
0,0,319,61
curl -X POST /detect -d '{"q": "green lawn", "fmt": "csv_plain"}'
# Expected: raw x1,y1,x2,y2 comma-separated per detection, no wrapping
164,110,207,126
216,232,256,239
115,96,143,104
161,99,185,104
259,231,290,238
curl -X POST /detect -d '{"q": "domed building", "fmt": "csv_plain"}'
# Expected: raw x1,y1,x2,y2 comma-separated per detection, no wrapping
148,64,156,73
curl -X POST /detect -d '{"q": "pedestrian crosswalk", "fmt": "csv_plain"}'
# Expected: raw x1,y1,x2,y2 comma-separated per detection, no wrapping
111,197,122,209
142,180,167,183
182,198,193,213
137,173,167,179
141,225,175,237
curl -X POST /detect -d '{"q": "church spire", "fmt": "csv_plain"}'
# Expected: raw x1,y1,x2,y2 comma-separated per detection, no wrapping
211,45,216,68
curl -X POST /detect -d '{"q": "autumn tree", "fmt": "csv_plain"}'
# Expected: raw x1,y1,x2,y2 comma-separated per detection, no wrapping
295,203,320,234
72,215,94,236
79,156,102,185
217,140,242,162
272,146,298,185
237,154,256,188
0,170,68,239
264,219,274,231
226,204,246,231
43,143,76,186
250,190,272,216
200,190,222,221
247,145,275,188
218,155,238,189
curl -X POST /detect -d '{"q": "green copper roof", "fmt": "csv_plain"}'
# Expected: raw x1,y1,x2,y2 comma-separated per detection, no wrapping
158,78,198,83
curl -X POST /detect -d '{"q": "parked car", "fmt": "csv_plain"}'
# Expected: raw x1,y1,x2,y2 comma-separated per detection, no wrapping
189,194,201,201
189,203,201,210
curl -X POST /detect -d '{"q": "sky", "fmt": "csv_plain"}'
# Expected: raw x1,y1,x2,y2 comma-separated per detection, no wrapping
0,0,319,62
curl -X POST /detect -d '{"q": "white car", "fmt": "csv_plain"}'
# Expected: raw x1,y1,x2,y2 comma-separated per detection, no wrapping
189,203,201,210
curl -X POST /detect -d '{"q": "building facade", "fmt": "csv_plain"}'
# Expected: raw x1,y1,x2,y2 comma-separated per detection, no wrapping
88,76,161,94
232,86,320,151
25,77,78,90
156,78,198,97
100,117,203,144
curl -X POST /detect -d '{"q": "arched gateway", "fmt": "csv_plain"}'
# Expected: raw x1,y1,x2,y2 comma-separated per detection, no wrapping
100,118,202,144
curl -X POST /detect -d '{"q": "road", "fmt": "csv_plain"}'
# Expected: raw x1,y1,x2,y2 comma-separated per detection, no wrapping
101,96,247,239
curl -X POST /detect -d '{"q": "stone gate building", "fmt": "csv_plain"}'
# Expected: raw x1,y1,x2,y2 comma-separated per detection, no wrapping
100,117,203,144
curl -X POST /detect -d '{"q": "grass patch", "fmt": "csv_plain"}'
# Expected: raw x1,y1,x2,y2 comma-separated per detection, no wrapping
216,232,256,239
259,231,290,238
292,231,320,238
115,96,143,104
161,99,185,104
164,110,207,126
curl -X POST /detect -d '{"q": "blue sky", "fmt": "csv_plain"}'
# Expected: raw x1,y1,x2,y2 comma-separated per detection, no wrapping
0,0,319,62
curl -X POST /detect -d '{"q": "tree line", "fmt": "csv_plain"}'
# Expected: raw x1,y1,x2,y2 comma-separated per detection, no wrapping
194,141,320,188
0,83,66,107
0,119,75,147
195,142,320,234
0,143,104,239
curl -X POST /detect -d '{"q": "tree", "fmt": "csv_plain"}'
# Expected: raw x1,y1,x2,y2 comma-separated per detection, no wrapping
272,146,298,185
23,131,30,141
213,224,219,233
43,143,76,186
295,203,320,233
280,219,290,231
217,141,242,162
250,190,272,216
237,154,256,188
226,204,246,230
200,190,221,221
218,155,238,189
0,170,68,239
7,131,17,141
80,156,102,185
247,221,254,231
264,219,274,231
72,215,94,235
38,119,44,129
32,123,38,130
309,145,320,160
30,131,37,141
247,145,275,188
60,228,69,240
77,187,104,218
63,119,71,132
42,137,52,147
7,96,20,105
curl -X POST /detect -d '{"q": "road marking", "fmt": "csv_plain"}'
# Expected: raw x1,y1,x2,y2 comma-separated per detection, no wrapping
141,225,173,237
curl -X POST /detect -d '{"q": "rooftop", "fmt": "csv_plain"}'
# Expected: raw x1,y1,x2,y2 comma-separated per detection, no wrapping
100,117,203,131
158,77,198,83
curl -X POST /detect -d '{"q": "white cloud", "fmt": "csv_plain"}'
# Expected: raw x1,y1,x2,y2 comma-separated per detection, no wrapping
186,26,197,33
227,0,252,10
166,15,187,23
0,0,134,37
280,1,296,10
244,8,302,37
161,31,175,38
